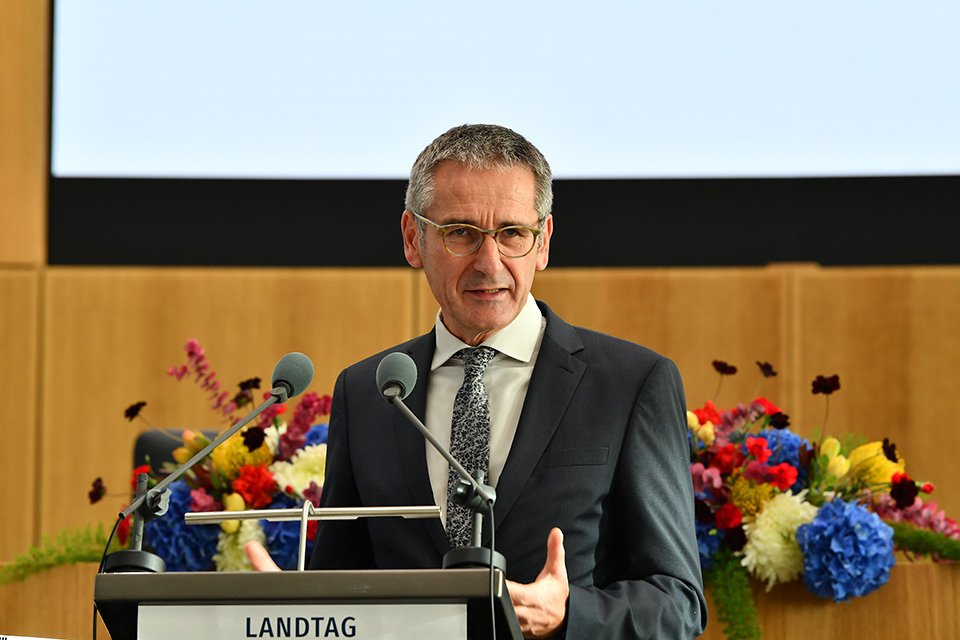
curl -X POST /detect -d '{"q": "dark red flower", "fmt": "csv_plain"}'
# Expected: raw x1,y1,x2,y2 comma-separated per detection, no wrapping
725,526,747,552
769,412,790,429
890,472,919,510
756,362,777,378
243,427,266,452
811,374,840,395
882,438,899,463
231,463,277,509
715,503,743,530
798,442,816,468
318,394,333,416
713,360,737,375
88,477,106,504
124,402,146,421
239,377,261,391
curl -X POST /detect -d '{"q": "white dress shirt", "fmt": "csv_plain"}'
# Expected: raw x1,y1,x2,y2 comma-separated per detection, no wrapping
425,293,546,528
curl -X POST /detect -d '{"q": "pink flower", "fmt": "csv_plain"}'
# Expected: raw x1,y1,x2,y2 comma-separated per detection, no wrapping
189,488,223,512
690,462,722,494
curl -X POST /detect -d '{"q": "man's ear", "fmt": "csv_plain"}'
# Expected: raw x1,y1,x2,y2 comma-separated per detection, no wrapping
535,214,553,271
401,211,424,268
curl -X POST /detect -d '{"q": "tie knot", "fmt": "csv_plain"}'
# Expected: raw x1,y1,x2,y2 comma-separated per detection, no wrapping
455,346,498,377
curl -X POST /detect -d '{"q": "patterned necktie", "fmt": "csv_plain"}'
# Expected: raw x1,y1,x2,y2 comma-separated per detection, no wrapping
446,346,498,548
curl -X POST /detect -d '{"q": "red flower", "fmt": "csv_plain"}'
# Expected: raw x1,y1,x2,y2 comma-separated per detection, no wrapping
693,401,722,427
715,503,743,530
753,397,781,415
231,463,278,508
130,464,152,489
711,444,742,475
117,513,133,546
768,463,798,491
746,437,772,464
922,483,935,494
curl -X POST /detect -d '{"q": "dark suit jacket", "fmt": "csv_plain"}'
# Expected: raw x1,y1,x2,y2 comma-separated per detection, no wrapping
310,301,707,639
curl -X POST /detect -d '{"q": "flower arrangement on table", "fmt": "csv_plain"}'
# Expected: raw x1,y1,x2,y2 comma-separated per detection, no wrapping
691,360,960,640
89,339,332,572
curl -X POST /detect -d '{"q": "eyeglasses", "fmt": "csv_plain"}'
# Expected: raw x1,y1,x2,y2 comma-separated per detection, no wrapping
411,211,544,258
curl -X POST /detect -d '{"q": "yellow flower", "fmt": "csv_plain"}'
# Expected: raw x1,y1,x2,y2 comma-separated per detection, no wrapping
210,429,273,480
172,429,212,465
826,454,850,479
821,437,842,459
847,441,905,487
221,492,247,533
687,411,700,429
731,476,775,518
740,491,819,591
697,422,716,446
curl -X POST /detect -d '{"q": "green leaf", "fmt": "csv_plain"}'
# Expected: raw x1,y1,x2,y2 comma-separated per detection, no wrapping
705,548,762,640
0,522,120,584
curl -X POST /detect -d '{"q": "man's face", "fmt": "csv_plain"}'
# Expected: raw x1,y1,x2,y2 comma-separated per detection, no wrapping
402,160,552,346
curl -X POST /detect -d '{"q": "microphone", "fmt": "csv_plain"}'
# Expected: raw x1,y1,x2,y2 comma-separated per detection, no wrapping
101,352,314,573
376,352,504,572
376,351,417,400
272,352,314,402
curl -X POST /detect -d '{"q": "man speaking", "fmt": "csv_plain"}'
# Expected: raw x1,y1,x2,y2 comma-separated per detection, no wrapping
248,124,706,639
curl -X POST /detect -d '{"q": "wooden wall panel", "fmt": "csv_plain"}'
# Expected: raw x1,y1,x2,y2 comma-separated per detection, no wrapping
0,0,47,265
40,267,416,535
530,268,790,410
0,269,39,561
794,267,960,519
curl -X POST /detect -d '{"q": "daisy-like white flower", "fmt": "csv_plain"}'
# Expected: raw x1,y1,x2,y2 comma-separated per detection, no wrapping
740,490,819,591
269,443,327,497
213,519,265,571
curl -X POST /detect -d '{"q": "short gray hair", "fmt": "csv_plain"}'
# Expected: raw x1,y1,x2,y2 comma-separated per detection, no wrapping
405,124,553,227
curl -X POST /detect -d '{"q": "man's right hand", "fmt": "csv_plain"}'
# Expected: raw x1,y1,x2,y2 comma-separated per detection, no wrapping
245,540,281,571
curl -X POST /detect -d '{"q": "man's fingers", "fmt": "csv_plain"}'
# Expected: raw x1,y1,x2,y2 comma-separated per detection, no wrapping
245,540,281,572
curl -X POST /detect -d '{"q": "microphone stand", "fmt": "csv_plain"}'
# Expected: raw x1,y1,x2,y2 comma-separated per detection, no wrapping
102,385,291,573
384,387,506,574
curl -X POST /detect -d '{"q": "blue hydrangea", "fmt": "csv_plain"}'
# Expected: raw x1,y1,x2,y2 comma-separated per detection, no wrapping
754,428,810,492
796,499,895,603
261,493,315,570
143,481,220,571
695,519,723,571
304,422,329,448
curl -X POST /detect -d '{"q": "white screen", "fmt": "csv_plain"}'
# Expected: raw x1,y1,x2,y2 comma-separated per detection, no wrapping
51,0,960,179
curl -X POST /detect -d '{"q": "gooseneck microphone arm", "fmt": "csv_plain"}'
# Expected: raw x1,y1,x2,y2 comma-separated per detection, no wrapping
382,385,496,512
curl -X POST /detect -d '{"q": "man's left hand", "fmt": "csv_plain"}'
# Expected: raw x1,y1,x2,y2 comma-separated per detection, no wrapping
505,527,570,639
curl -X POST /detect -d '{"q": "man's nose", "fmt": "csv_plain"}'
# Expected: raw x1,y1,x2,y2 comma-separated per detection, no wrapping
471,233,504,272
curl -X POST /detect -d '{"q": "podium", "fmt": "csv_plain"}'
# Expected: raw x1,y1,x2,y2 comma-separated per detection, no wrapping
94,569,522,640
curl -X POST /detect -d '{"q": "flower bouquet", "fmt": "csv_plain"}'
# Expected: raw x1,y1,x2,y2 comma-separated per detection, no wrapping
90,339,332,571
690,361,960,640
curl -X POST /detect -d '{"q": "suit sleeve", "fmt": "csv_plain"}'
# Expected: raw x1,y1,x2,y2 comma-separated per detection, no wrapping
308,368,377,570
564,357,707,639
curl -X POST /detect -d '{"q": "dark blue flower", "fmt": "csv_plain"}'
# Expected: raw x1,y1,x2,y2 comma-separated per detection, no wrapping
144,481,220,571
304,422,329,447
695,519,724,571
261,493,314,570
796,500,895,603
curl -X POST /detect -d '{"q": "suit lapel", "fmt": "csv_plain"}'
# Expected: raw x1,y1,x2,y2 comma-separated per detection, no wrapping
391,331,451,555
489,303,585,541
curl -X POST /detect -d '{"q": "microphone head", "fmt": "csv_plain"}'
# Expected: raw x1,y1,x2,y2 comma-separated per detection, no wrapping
272,352,314,400
376,352,417,400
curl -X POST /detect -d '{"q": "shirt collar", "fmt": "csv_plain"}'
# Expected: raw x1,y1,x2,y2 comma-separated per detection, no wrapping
432,293,543,370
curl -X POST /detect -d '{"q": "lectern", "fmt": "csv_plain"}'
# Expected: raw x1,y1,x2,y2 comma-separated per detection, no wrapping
95,569,522,640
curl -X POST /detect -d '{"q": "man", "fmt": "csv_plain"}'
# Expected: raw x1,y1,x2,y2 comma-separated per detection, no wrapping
248,124,706,639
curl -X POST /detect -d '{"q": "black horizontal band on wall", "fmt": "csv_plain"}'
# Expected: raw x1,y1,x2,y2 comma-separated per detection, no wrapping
48,175,959,268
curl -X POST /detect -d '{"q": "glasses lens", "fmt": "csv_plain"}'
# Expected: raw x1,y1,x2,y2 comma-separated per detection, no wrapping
442,225,483,256
496,226,536,258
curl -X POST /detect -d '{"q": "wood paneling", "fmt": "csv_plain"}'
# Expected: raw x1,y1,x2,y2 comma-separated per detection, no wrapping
0,269,40,561
530,268,790,409
40,267,416,535
0,563,109,640
700,563,960,640
794,267,960,519
0,0,47,265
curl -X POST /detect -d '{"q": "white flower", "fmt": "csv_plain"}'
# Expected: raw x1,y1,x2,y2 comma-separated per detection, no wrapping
269,443,327,496
213,519,265,571
740,490,819,591
263,424,283,456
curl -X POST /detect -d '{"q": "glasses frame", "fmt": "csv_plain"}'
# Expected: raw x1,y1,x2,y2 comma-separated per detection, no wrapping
411,211,545,258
